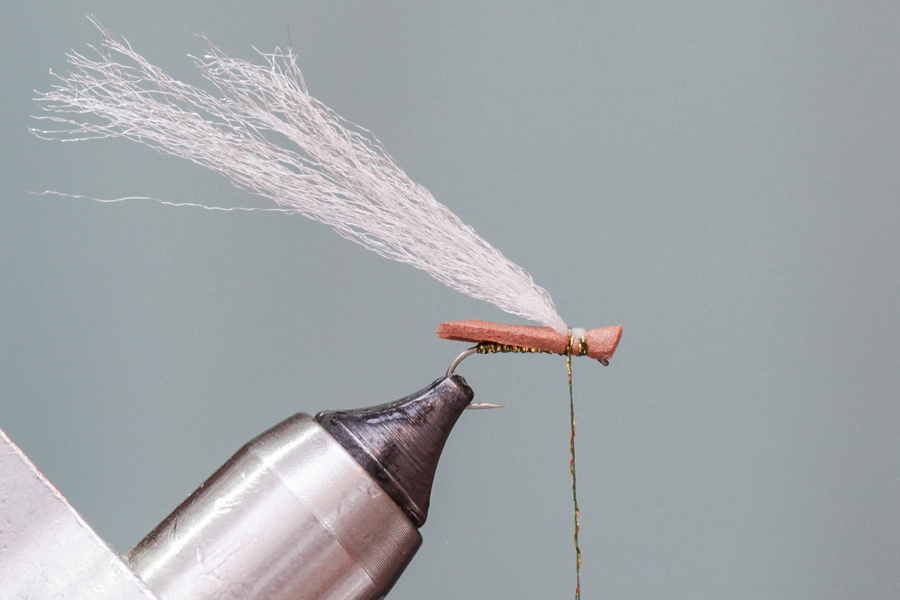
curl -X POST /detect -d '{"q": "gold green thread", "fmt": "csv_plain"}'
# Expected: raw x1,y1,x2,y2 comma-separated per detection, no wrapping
567,329,582,600
575,334,589,356
476,330,586,600
475,342,553,355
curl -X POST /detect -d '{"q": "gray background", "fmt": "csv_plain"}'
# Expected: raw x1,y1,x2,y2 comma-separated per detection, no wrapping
2,2,899,599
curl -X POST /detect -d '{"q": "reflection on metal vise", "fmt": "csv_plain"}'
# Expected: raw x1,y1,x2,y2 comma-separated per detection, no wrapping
0,374,474,600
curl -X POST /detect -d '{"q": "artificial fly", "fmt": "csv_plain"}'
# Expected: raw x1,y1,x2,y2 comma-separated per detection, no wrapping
32,20,622,599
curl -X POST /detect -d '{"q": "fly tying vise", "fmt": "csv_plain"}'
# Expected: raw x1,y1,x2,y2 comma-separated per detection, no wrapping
33,21,622,600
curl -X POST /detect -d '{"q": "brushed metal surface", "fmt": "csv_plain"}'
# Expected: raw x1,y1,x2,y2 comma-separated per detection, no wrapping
126,413,421,600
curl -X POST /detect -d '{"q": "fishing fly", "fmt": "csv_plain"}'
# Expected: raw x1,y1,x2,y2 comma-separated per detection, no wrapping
32,20,622,599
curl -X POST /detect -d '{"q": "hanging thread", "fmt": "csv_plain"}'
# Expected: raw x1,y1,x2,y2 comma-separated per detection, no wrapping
567,331,582,600
472,329,585,598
